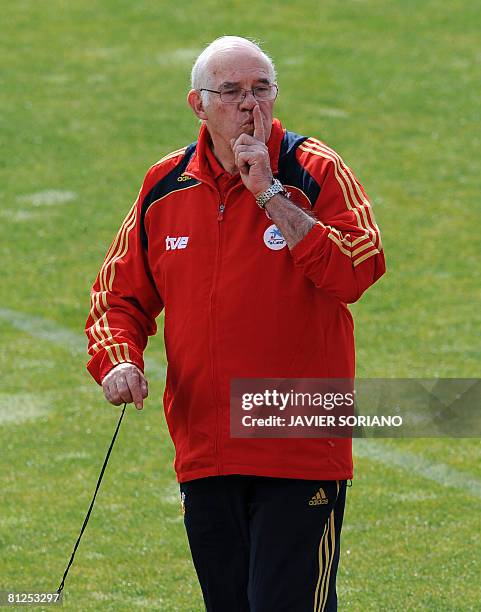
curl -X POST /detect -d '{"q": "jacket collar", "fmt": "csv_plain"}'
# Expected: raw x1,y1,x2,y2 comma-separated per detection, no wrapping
185,118,285,181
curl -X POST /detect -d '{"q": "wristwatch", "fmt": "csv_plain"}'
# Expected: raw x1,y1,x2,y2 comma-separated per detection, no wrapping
255,178,289,209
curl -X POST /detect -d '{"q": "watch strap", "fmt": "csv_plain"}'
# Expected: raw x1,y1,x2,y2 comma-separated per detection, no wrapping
255,179,288,209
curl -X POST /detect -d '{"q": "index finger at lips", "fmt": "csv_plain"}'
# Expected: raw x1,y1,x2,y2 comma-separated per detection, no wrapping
253,105,265,143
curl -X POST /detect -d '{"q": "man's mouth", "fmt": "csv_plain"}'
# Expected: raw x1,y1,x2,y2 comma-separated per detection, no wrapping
241,119,254,133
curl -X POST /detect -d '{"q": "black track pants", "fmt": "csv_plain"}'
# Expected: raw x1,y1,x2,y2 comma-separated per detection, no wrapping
180,475,347,612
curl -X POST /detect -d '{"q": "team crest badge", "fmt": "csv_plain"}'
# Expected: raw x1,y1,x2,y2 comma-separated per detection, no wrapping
263,224,286,250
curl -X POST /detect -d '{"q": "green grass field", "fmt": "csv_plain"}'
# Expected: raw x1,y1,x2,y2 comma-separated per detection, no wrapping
1,0,480,609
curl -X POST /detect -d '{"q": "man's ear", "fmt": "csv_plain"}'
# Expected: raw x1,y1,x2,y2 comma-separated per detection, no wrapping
187,89,208,121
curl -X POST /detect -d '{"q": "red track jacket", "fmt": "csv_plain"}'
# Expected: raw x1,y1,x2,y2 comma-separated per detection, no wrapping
85,119,385,482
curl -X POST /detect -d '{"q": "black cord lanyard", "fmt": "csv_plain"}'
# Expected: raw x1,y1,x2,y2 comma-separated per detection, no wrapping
57,403,127,595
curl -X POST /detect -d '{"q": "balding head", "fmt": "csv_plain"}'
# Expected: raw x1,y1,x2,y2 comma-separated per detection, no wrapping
191,36,276,90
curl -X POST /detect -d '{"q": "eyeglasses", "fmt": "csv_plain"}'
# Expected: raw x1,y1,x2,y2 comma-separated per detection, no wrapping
199,84,278,104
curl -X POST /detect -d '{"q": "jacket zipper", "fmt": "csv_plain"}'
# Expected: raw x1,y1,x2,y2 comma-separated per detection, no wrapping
184,168,226,474
209,201,224,474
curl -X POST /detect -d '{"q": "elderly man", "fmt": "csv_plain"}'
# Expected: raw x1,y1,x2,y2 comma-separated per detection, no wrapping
86,36,385,611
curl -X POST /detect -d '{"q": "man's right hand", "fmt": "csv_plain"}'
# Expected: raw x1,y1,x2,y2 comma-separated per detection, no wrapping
101,363,148,410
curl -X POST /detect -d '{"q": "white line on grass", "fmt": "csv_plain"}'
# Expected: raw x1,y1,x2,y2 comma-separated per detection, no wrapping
354,439,481,499
156,47,202,65
162,481,181,506
91,591,166,607
53,451,90,462
0,308,86,355
0,209,39,221
17,190,77,206
0,393,51,424
0,387,93,425
0,307,166,379
317,107,349,118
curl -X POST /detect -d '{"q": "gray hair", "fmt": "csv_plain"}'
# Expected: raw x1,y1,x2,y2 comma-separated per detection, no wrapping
191,36,277,91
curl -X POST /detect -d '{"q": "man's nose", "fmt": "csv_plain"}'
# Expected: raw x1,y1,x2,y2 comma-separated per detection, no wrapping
239,90,257,110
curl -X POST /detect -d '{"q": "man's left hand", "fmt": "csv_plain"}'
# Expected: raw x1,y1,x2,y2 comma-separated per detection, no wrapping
231,105,273,198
